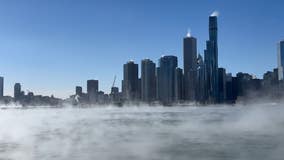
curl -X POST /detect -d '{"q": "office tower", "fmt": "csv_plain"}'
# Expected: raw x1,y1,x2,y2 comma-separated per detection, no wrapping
87,80,98,103
277,40,284,80
232,77,238,102
183,32,197,101
157,55,177,104
138,78,141,100
218,68,226,103
175,67,183,101
204,13,219,103
156,67,160,100
236,72,253,97
123,61,139,101
196,54,207,103
225,73,233,103
0,77,3,98
14,83,22,100
141,59,156,102
75,86,83,96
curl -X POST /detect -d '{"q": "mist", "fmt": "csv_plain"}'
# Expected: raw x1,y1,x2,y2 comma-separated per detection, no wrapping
0,103,283,160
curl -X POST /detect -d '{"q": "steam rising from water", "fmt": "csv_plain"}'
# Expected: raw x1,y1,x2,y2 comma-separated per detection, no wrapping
0,104,284,160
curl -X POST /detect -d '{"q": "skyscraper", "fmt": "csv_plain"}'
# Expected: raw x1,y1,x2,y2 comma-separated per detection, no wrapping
277,40,284,80
225,73,234,103
218,68,226,103
14,83,21,100
183,31,197,101
87,80,98,103
0,77,3,98
76,86,83,96
157,55,177,104
196,54,207,103
123,61,139,101
175,67,184,101
205,13,219,103
141,59,156,102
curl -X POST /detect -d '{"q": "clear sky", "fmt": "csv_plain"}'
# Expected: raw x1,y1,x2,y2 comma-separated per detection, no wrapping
0,0,283,98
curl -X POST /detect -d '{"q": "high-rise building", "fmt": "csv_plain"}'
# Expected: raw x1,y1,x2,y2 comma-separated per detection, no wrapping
218,68,226,103
175,68,183,101
196,54,207,103
183,32,197,101
123,61,139,101
87,80,98,103
277,40,284,80
157,55,177,104
236,72,253,97
0,77,3,98
225,73,233,103
205,13,219,103
75,86,83,96
141,59,156,102
14,83,22,100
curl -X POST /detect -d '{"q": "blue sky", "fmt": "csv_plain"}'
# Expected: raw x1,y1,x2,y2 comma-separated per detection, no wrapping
0,0,283,98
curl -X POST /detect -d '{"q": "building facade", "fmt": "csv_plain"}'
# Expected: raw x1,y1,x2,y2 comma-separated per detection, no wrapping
87,80,99,103
0,77,3,98
14,83,22,100
175,67,184,101
278,40,284,80
123,61,139,101
183,34,197,101
157,56,177,104
205,14,219,103
141,59,156,102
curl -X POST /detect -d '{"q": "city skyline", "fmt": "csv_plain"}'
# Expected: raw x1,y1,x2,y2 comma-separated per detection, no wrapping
0,0,284,98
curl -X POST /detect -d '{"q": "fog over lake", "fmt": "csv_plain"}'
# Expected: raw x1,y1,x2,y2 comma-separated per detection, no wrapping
0,104,283,160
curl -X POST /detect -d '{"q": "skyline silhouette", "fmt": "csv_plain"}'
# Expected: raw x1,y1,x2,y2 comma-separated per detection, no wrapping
0,0,283,98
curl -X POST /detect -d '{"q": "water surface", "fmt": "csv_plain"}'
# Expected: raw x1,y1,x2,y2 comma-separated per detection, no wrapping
0,104,283,160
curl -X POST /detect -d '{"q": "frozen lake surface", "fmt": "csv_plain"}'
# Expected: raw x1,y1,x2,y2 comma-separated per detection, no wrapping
0,104,283,160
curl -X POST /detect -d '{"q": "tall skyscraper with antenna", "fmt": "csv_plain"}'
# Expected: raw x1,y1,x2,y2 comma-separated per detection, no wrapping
183,30,197,101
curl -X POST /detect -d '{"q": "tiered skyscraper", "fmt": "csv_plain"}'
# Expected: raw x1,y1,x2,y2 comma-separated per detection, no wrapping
204,13,219,103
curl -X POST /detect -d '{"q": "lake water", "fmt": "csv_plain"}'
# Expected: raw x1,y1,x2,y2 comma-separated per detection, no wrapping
0,104,283,160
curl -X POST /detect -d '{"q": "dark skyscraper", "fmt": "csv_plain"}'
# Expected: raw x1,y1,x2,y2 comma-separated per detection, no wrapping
87,80,98,103
141,59,156,102
0,77,3,98
196,54,207,103
218,68,226,103
123,61,139,101
14,83,21,100
157,55,177,104
183,32,197,101
277,40,284,80
175,67,184,101
205,13,219,103
225,73,234,103
76,86,83,96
